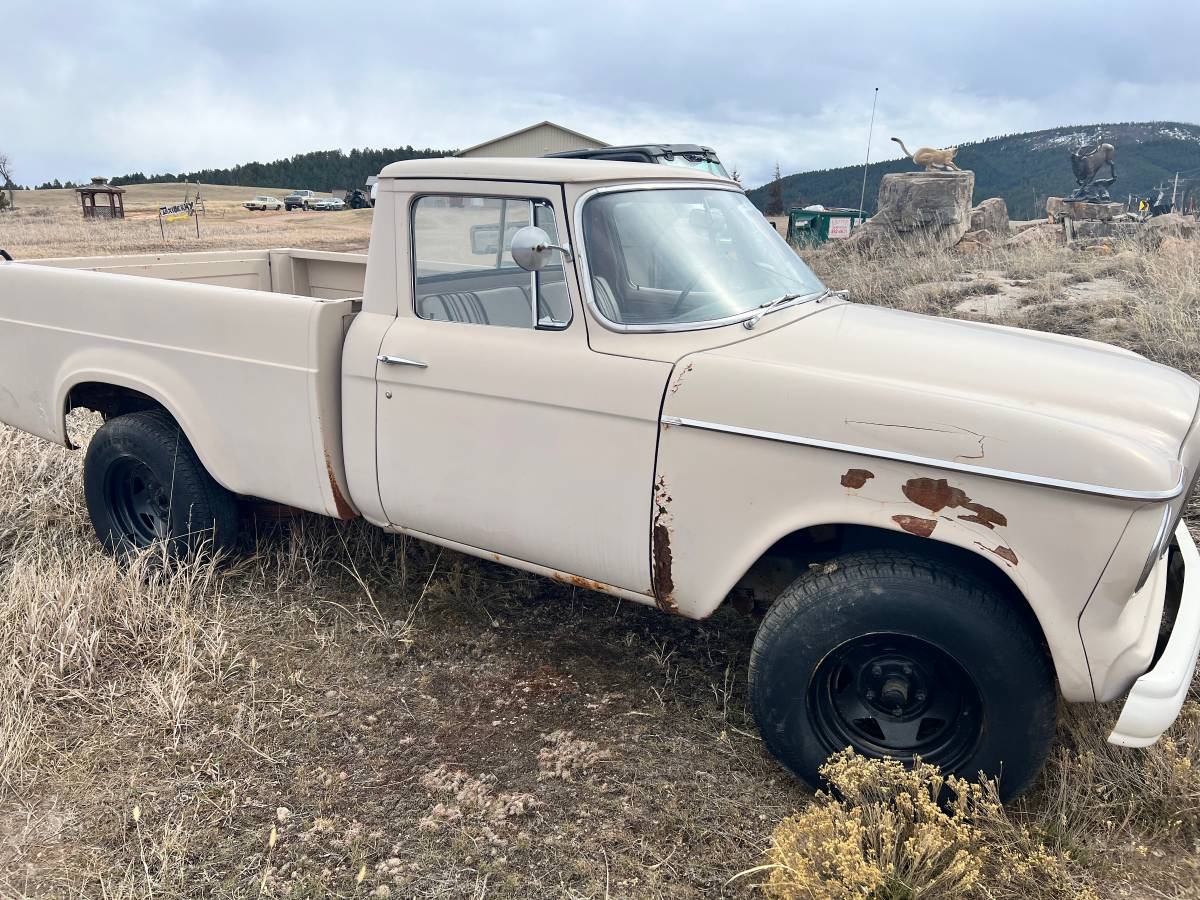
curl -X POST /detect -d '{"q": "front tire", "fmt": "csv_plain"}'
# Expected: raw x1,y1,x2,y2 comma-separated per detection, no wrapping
84,410,239,556
749,549,1056,800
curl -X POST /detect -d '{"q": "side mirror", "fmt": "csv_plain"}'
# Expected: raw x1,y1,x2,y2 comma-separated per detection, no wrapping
511,226,572,271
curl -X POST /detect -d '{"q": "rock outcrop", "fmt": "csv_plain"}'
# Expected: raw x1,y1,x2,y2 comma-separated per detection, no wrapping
968,197,1009,237
1005,222,1061,248
1046,197,1123,223
847,171,975,251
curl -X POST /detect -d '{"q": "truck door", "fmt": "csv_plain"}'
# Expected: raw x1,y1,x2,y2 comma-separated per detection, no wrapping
374,183,670,595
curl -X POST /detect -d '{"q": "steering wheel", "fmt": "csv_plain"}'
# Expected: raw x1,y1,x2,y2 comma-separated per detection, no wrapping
669,268,720,317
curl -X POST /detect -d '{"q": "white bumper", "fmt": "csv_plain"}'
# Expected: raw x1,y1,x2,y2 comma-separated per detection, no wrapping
1109,522,1200,748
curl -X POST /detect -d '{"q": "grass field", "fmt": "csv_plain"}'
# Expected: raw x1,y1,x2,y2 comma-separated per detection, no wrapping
0,190,371,260
13,183,333,214
0,193,1198,898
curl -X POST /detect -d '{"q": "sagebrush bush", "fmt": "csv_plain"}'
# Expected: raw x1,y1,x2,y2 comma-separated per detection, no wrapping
758,751,1096,900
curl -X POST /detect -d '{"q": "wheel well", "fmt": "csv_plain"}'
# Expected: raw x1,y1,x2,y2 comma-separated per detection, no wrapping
65,383,172,449
67,382,167,422
730,522,1039,634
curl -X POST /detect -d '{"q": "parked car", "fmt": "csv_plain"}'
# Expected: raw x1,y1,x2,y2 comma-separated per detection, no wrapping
283,190,317,211
243,196,283,211
310,196,346,211
547,143,730,179
2,157,1198,801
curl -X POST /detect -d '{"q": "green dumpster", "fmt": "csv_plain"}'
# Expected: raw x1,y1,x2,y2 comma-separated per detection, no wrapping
786,207,868,246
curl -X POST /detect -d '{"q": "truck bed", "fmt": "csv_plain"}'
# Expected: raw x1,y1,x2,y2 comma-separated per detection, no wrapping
25,247,367,299
0,248,364,518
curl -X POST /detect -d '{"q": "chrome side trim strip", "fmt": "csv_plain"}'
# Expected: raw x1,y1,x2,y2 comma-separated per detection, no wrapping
661,415,1185,501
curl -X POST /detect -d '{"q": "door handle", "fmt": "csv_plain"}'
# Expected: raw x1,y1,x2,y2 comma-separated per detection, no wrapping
377,355,428,369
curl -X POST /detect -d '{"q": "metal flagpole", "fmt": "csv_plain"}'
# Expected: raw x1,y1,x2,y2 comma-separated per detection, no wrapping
858,88,880,217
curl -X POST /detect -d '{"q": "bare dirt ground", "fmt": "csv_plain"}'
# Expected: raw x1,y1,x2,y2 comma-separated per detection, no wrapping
0,198,1198,898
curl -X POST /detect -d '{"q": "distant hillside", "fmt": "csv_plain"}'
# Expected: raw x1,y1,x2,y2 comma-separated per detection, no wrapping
104,145,454,193
748,122,1200,220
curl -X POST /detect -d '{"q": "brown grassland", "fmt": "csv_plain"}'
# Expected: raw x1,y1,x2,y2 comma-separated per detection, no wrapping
0,198,1198,898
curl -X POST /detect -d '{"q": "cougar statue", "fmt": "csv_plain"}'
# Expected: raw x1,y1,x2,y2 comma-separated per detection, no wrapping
890,137,960,172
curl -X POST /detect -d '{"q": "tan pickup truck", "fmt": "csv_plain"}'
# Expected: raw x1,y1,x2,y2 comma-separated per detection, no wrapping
1,158,1197,798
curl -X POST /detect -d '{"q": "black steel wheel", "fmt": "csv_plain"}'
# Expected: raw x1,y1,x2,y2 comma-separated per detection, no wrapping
84,410,239,555
750,549,1056,801
104,457,172,545
809,634,982,770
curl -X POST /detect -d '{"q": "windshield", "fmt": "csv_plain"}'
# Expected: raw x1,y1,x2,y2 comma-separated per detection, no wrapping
658,154,730,179
581,188,825,328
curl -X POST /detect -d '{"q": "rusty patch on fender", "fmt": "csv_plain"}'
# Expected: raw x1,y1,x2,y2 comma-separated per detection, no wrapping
977,542,1018,565
668,362,694,394
651,476,678,613
551,571,613,594
902,477,1007,529
324,451,357,520
957,506,1007,529
840,468,875,489
892,514,937,538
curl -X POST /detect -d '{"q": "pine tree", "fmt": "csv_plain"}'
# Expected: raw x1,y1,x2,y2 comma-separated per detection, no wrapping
766,161,784,216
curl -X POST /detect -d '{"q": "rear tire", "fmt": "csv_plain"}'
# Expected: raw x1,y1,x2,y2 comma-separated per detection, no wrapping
748,549,1056,800
83,410,239,556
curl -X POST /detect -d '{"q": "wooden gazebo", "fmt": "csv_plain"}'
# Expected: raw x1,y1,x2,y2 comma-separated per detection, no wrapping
76,177,125,219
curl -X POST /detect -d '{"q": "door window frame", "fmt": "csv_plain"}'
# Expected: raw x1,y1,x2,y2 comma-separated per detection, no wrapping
408,192,573,331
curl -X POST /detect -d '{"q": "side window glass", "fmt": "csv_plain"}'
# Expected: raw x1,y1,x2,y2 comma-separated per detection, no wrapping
412,196,571,329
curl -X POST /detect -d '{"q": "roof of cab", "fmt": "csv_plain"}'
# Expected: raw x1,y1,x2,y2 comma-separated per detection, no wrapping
377,156,734,185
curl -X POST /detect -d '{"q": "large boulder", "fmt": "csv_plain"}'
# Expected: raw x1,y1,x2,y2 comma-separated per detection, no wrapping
1046,197,1123,223
846,170,975,251
969,197,1009,237
1145,212,1198,239
1005,222,1061,248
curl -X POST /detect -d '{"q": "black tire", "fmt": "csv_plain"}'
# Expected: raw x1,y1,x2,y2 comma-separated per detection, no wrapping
83,410,239,556
749,549,1056,801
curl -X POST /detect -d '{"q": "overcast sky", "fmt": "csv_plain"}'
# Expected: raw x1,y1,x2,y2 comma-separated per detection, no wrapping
5,0,1198,189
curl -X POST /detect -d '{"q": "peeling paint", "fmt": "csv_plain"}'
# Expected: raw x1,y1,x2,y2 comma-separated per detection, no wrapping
892,514,938,537
976,542,1019,566
651,475,678,613
551,571,614,594
323,451,356,520
840,468,875,489
902,477,1007,529
668,362,694,394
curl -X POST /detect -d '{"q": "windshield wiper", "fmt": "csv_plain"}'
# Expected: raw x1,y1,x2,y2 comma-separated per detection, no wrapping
742,288,832,330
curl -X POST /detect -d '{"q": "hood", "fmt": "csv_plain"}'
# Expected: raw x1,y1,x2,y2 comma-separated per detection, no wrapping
663,302,1200,497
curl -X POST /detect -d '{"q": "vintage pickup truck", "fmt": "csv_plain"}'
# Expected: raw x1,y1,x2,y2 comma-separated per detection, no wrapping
1,158,1197,798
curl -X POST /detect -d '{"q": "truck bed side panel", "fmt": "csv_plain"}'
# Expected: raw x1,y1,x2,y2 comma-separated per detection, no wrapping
0,263,356,518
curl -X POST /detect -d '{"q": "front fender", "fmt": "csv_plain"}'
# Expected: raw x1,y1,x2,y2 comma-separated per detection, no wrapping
654,421,1137,701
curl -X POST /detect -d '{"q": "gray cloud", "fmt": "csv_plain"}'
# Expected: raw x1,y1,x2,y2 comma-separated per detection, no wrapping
4,0,1198,188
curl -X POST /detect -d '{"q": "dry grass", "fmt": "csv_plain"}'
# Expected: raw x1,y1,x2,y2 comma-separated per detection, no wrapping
13,183,322,214
0,201,371,260
1,199,1199,896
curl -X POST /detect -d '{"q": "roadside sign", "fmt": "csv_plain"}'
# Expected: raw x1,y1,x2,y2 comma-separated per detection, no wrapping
158,201,201,238
826,217,852,239
160,202,193,223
